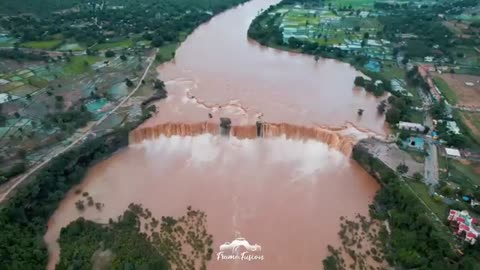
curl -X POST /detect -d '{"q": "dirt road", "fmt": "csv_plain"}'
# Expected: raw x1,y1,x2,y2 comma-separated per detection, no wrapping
0,49,158,203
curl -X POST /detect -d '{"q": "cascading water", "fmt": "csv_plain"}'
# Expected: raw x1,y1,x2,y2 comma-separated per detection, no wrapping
129,121,357,156
44,0,386,268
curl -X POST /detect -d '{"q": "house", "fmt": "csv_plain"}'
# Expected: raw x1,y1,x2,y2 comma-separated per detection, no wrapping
359,11,369,18
448,210,480,245
398,121,426,132
445,147,461,158
424,56,434,62
446,121,461,134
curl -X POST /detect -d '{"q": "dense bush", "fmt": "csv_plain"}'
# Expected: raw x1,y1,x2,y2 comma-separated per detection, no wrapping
0,126,133,269
352,144,480,269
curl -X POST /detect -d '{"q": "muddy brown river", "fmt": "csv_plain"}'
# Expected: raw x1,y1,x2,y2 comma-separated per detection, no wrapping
45,0,385,269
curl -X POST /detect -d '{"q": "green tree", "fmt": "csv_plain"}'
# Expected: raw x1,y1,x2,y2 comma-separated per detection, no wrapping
396,163,409,174
105,50,116,58
125,78,134,87
151,36,164,47
354,76,365,87
386,107,401,124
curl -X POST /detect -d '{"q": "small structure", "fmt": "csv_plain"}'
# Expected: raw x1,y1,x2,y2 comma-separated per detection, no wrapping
404,137,425,151
220,117,232,136
359,11,369,18
398,121,426,132
446,121,461,135
445,147,461,158
424,56,434,62
448,210,480,245
0,79,10,85
364,60,381,72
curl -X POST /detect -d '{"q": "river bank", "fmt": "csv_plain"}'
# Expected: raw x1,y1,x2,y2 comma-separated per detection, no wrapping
43,0,388,269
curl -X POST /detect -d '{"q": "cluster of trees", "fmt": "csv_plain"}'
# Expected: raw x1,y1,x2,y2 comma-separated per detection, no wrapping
247,5,283,46
0,48,49,61
1,0,248,47
0,124,137,269
57,212,169,269
378,9,453,58
353,144,480,269
374,2,410,10
353,76,386,97
0,0,79,16
141,79,168,107
384,95,416,125
0,161,26,184
406,66,431,93
43,106,92,132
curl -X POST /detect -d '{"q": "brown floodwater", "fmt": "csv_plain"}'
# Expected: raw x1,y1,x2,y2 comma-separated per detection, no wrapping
45,0,385,269
45,136,379,269
145,0,387,132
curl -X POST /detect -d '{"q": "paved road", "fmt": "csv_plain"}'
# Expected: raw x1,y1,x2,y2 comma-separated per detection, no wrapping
420,88,439,189
424,136,439,188
0,49,158,203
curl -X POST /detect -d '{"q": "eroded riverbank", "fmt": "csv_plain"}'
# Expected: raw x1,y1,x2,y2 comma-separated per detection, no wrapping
45,0,387,268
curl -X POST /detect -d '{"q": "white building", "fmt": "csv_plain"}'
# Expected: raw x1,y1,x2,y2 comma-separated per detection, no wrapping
445,147,461,158
446,121,461,134
398,121,426,132
424,56,434,62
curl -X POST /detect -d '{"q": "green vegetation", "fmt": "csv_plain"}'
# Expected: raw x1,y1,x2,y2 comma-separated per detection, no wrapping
324,214,386,269
324,0,375,8
63,56,101,75
43,106,92,133
27,76,49,88
20,40,62,50
0,125,137,269
58,204,213,270
407,181,448,218
352,144,472,269
444,159,480,187
0,0,79,16
0,161,26,184
58,212,168,270
433,76,458,105
91,39,133,51
156,43,179,63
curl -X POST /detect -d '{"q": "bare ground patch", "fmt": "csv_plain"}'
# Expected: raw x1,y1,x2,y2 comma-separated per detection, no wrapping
458,111,480,138
439,74,480,108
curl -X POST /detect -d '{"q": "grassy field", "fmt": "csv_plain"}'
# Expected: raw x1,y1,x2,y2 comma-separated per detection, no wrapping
64,56,101,75
433,76,458,105
447,159,480,187
27,76,48,88
407,181,448,218
324,0,375,8
156,43,179,63
454,110,480,147
20,40,62,50
0,41,14,48
381,64,405,80
91,39,134,51
405,108,424,123
458,111,480,141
